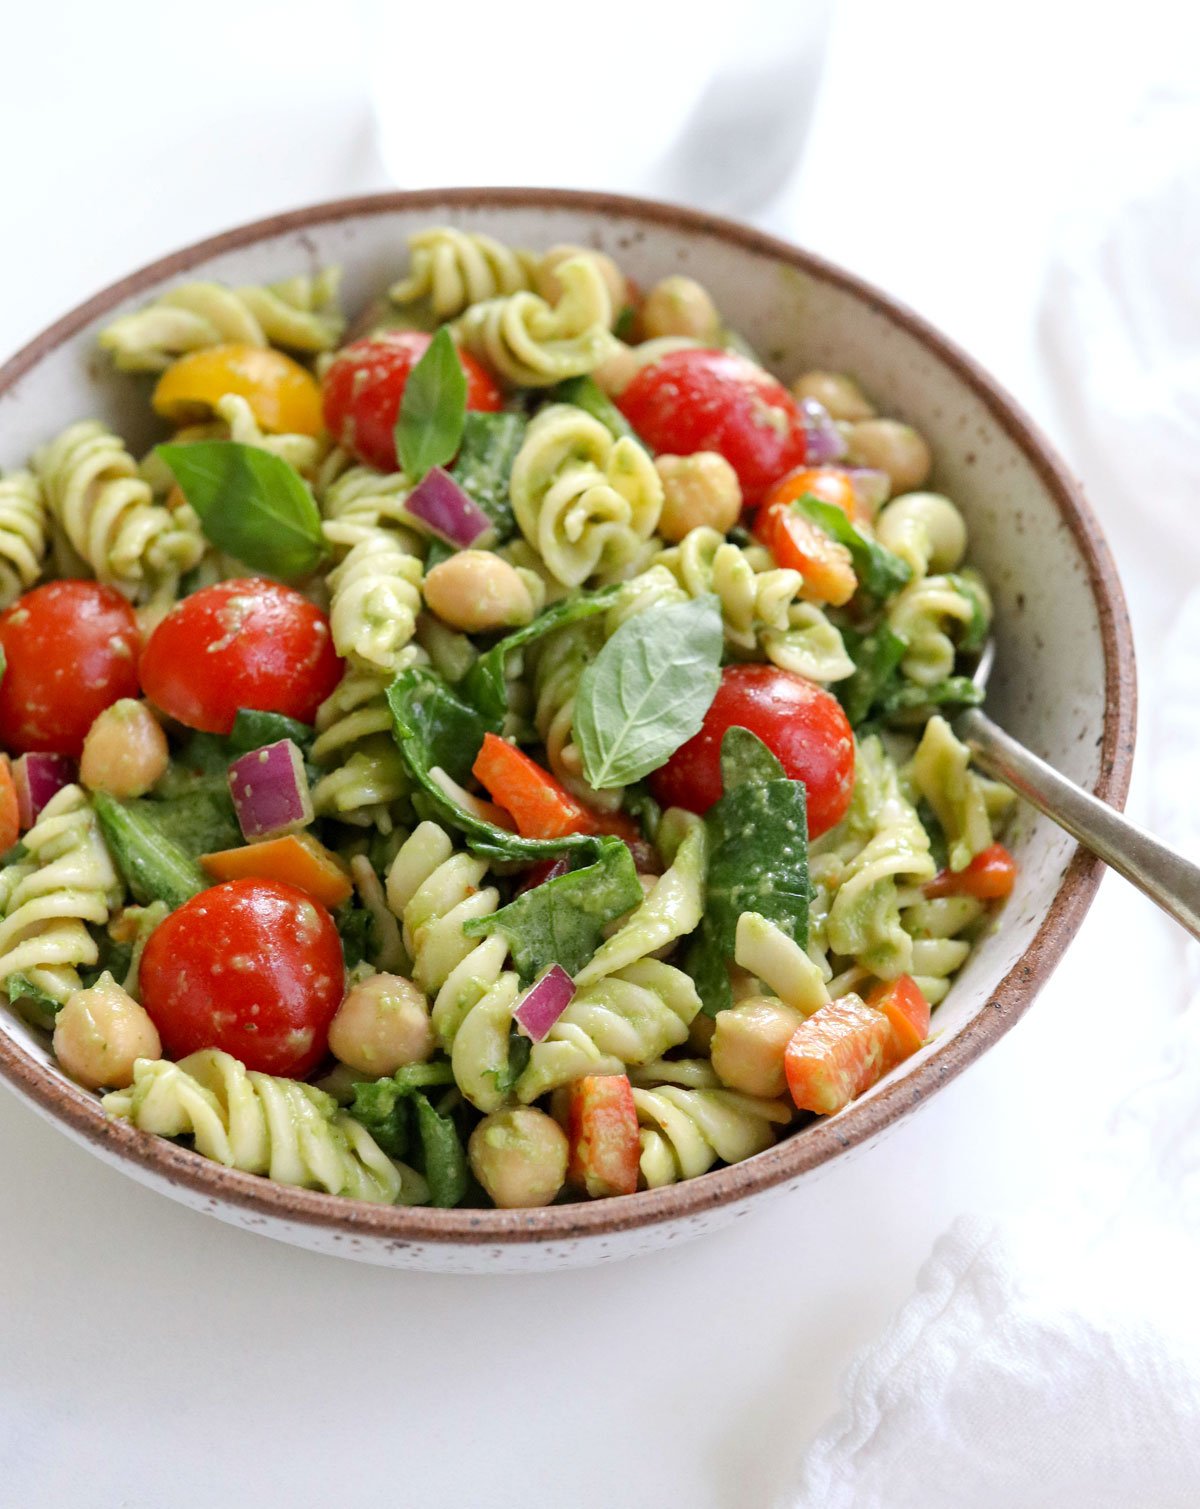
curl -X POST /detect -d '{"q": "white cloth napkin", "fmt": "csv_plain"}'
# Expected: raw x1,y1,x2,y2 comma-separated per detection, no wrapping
786,93,1200,1508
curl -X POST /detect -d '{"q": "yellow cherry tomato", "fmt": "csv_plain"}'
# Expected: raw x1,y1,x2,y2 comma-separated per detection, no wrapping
152,344,324,436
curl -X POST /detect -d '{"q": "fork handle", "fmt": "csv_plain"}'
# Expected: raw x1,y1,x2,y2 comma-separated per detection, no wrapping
956,706,1200,942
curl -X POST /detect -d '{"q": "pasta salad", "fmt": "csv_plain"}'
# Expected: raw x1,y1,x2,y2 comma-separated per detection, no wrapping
0,228,1017,1210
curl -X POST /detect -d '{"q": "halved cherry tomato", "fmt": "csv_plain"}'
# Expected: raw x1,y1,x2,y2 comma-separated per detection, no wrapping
153,344,324,435
140,579,342,735
762,465,859,520
472,734,647,853
200,833,353,910
0,581,141,756
647,663,855,838
138,878,344,1077
321,332,503,471
867,975,931,1069
0,758,19,852
616,348,808,506
754,504,857,606
925,843,1018,900
567,1074,641,1197
784,995,891,1115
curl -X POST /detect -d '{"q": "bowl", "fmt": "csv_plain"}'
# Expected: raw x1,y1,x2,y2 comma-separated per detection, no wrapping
0,189,1136,1272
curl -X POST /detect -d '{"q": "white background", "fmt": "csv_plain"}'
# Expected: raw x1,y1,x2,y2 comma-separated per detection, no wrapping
1,3,1196,1504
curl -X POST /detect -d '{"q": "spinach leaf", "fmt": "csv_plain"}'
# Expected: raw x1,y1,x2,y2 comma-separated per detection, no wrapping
613,304,638,342
489,1030,533,1097
333,903,375,970
229,708,315,754
348,1078,412,1158
92,793,209,911
412,1092,469,1208
448,410,527,540
689,728,811,1016
573,595,723,789
549,375,641,444
875,675,984,722
948,572,991,653
394,326,467,482
719,727,785,790
7,973,61,1032
386,667,604,864
137,790,241,860
788,493,912,599
837,624,909,728
463,837,642,983
157,441,325,581
462,585,622,727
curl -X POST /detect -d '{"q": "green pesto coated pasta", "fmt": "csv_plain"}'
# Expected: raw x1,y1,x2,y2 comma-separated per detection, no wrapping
0,469,49,609
389,227,538,321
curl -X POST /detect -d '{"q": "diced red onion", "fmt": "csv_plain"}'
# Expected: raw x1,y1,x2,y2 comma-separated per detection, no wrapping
517,857,571,895
13,753,76,830
800,398,847,464
513,963,576,1042
227,739,314,842
847,467,891,517
405,466,494,549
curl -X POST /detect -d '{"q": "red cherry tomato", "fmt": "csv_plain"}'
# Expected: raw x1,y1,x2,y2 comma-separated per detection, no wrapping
925,843,1018,900
138,878,344,1077
616,348,809,507
647,663,855,838
0,581,140,756
140,579,342,735
321,331,503,471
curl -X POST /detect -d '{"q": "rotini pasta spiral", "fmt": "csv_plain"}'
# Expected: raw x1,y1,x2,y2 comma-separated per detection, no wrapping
310,664,419,830
453,256,618,388
385,822,519,1113
98,269,345,372
389,227,537,321
897,893,983,1005
509,403,663,587
875,491,968,578
0,785,121,1004
34,421,205,601
516,960,702,1102
529,616,623,813
886,571,990,686
316,451,417,556
910,714,1013,872
214,393,330,480
102,1049,405,1202
629,1068,792,1187
326,530,423,676
0,469,49,609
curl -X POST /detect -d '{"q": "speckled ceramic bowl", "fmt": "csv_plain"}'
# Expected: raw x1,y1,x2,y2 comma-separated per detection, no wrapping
0,189,1135,1271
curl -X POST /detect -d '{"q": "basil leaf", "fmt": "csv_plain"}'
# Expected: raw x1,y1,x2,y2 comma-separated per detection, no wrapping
386,667,604,864
394,326,467,483
463,837,642,984
489,1029,532,1097
134,790,241,860
7,973,62,1032
689,728,811,1016
348,1079,412,1158
157,441,324,581
462,585,623,728
719,727,785,791
837,624,909,728
574,595,724,790
788,493,911,599
875,675,984,723
412,1091,469,1208
229,708,315,754
448,410,527,540
334,902,375,971
948,572,991,653
549,376,642,444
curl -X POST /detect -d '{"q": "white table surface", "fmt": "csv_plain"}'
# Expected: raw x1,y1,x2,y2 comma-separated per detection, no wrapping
1,3,1190,1504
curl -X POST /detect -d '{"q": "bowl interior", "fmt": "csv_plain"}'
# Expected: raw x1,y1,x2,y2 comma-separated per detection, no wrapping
0,190,1135,1255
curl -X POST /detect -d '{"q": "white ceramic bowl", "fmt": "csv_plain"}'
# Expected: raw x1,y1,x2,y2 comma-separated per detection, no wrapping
0,189,1135,1271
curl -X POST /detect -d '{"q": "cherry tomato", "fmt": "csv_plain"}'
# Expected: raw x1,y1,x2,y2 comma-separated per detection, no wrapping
140,579,342,735
784,995,891,1115
866,975,931,1069
925,843,1018,900
762,465,859,521
647,663,854,838
754,503,857,606
616,348,809,506
139,878,344,1077
0,581,140,756
153,344,324,436
321,332,503,471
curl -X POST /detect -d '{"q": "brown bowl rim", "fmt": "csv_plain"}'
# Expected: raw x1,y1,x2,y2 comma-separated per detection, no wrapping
0,186,1137,1248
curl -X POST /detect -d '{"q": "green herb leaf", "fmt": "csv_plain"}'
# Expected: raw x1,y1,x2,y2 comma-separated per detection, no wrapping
948,572,991,653
574,595,724,790
229,708,315,754
463,837,642,984
348,1079,412,1158
386,667,604,863
548,376,642,444
157,441,325,581
718,727,785,790
333,903,375,971
837,624,909,728
92,792,209,911
395,326,467,483
462,585,623,728
875,675,985,722
788,493,912,599
490,1030,533,1097
689,728,811,1016
447,410,527,540
134,790,241,860
6,973,62,1032
412,1092,469,1208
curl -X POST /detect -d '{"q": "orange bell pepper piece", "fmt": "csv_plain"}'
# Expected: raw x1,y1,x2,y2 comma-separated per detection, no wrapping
472,733,646,853
867,974,932,1070
784,995,891,1115
200,832,353,909
567,1074,641,1198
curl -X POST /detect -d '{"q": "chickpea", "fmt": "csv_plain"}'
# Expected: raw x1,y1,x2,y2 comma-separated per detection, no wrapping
790,370,876,422
535,245,627,317
423,551,536,634
79,699,169,799
876,492,967,574
641,275,721,342
469,1107,569,1209
328,972,433,1076
711,995,806,1098
655,453,742,541
845,418,932,495
52,972,161,1090
592,342,640,397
